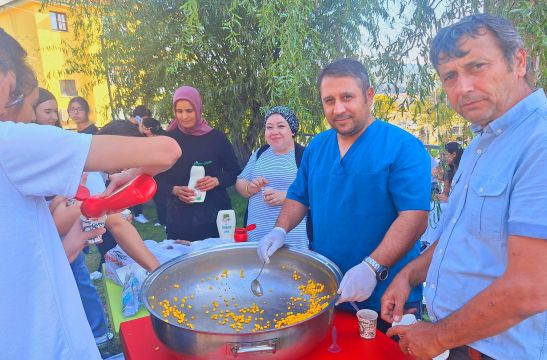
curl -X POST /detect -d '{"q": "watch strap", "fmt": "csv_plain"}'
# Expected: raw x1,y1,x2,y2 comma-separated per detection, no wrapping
364,256,388,281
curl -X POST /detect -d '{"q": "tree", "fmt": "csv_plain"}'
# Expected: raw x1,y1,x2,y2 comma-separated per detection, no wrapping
56,0,393,161
52,0,545,161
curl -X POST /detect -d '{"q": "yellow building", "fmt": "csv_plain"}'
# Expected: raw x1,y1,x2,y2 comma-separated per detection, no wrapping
0,0,111,128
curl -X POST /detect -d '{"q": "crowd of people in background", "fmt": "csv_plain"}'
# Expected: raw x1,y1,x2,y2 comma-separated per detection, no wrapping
1,11,546,360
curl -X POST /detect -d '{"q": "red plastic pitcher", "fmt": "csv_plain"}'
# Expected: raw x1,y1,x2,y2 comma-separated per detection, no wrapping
234,224,256,242
79,174,157,219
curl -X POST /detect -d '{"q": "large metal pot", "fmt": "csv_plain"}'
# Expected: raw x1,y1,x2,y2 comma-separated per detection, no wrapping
141,242,342,360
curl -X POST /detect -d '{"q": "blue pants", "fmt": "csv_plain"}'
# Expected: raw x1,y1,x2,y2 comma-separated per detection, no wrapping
70,252,108,338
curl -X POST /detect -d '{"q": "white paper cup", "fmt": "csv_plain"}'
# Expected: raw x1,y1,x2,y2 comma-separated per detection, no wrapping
356,309,378,339
392,314,417,327
120,209,132,221
262,186,274,200
433,350,450,360
80,215,107,244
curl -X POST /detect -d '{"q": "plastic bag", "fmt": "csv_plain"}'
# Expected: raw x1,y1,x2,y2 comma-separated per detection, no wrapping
122,271,141,317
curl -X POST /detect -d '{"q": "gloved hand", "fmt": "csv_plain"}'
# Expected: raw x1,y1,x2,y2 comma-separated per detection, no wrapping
335,261,378,305
257,227,286,264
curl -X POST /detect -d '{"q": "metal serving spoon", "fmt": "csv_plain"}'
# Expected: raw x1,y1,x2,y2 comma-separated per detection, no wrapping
251,261,266,297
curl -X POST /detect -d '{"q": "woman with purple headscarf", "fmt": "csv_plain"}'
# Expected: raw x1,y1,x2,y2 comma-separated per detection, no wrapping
158,86,240,241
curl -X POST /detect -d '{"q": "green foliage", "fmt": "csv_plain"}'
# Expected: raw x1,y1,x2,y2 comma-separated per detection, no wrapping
485,0,546,88
49,0,545,158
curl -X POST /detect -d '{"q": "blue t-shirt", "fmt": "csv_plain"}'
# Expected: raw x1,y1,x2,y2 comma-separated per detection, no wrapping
288,120,431,310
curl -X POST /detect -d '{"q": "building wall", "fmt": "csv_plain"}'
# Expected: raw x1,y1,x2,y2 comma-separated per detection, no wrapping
0,0,111,128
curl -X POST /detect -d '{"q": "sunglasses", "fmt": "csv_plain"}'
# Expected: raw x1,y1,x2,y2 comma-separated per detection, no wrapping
6,91,24,109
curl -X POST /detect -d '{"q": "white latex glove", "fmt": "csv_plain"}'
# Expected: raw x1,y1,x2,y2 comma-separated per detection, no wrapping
335,261,378,305
257,227,286,264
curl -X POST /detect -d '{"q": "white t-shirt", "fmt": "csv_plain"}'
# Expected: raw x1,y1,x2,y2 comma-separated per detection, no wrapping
0,122,100,360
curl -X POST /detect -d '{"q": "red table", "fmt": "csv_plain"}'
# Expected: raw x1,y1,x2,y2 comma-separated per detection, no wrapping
120,311,412,359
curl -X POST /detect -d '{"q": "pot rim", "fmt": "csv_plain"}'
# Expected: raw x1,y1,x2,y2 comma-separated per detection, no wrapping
141,242,342,335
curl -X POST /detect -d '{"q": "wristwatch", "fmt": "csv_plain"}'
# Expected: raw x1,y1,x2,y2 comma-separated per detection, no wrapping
364,256,389,281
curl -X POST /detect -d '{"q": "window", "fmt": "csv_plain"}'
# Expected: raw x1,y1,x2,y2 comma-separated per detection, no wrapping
60,80,77,97
50,12,68,32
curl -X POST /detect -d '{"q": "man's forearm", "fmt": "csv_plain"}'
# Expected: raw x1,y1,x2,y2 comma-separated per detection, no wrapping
275,198,308,233
86,136,181,175
401,241,437,287
434,275,541,350
371,210,428,266
433,235,547,349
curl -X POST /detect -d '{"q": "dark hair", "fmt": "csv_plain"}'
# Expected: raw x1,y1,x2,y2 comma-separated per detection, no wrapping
445,141,463,168
36,87,56,108
430,14,524,70
97,120,143,137
0,28,38,95
132,105,151,118
142,117,165,135
317,58,371,94
68,96,90,113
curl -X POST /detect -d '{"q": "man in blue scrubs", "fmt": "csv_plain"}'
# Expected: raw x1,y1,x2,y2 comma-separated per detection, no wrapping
258,58,431,330
384,14,547,360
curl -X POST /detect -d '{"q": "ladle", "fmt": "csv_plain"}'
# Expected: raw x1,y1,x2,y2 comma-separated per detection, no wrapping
251,261,265,297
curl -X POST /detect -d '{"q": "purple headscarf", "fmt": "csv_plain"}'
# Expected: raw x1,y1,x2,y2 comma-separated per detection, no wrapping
166,86,213,136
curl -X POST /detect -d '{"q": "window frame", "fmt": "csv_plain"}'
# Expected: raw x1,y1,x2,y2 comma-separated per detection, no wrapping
50,11,68,32
59,79,77,97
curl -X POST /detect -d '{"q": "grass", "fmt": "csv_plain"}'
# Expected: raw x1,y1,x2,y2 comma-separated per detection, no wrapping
132,187,247,241
84,187,248,357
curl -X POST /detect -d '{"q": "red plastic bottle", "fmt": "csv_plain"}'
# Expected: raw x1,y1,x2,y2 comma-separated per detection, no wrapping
80,174,157,218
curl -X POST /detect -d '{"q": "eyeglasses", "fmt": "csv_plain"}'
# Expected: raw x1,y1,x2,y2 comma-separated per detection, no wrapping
6,91,24,109
68,107,83,113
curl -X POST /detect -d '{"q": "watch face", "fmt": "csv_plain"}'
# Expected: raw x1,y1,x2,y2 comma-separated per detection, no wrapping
378,269,389,281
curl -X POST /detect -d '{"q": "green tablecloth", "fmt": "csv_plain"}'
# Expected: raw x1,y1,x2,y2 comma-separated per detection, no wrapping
102,265,149,335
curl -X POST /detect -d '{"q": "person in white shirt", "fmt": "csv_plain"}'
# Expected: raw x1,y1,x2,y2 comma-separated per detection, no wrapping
0,27,181,360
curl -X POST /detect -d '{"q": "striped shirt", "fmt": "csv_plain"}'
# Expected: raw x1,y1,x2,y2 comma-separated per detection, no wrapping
238,146,309,250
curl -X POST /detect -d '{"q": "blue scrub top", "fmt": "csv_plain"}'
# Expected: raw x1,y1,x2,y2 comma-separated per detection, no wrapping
288,120,431,310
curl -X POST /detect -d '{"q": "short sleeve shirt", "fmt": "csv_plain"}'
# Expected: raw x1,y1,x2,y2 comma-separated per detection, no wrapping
425,89,547,359
288,120,431,311
0,122,100,360
238,147,308,249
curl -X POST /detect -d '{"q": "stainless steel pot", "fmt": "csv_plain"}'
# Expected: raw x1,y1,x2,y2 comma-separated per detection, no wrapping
141,243,342,360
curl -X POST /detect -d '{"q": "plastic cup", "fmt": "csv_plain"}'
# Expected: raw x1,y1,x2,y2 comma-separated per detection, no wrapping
80,215,107,244
356,309,378,339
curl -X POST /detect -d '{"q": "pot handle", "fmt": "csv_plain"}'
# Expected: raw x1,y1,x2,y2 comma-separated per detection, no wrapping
227,338,279,357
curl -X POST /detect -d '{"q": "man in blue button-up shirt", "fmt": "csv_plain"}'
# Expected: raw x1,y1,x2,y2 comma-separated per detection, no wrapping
383,14,547,360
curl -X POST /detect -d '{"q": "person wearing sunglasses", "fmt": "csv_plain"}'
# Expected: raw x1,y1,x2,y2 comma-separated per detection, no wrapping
0,63,38,123
0,28,182,360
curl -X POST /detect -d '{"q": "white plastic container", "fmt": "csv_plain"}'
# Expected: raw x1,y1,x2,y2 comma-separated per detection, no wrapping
188,164,206,203
216,210,236,240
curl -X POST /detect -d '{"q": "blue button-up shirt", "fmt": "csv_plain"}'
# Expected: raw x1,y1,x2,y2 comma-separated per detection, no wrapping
424,89,547,360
